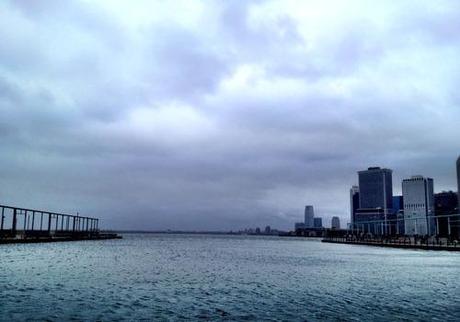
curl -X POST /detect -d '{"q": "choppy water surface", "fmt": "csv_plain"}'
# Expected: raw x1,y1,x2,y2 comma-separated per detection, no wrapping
1,234,459,321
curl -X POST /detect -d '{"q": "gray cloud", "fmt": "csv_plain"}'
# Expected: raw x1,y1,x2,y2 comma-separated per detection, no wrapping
0,0,459,230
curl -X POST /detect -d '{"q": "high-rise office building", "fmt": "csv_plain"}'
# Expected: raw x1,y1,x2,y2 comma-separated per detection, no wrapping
304,206,314,228
358,167,393,212
354,167,393,233
313,217,323,228
331,216,340,229
350,186,359,224
402,175,435,236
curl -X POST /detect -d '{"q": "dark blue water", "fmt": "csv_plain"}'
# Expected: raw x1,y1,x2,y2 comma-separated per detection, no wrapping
1,234,459,321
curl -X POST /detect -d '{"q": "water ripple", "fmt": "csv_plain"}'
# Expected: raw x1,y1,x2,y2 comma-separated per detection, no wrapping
0,235,459,321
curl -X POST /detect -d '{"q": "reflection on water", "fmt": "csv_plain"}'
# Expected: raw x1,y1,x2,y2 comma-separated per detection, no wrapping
1,234,459,321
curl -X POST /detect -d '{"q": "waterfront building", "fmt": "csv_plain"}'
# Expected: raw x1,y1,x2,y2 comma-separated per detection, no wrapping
358,167,393,211
304,205,314,228
402,176,435,236
313,217,323,228
354,167,393,234
265,226,271,234
331,216,340,229
435,191,458,215
435,191,459,236
350,185,359,224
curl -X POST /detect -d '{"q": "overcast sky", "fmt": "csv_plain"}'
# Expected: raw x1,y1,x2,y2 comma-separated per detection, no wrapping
0,0,459,230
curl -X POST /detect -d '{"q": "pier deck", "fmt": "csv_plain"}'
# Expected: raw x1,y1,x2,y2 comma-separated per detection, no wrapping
322,238,460,251
0,233,122,245
0,204,121,244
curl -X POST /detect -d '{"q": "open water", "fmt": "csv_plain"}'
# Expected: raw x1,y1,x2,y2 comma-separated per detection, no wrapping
0,234,459,321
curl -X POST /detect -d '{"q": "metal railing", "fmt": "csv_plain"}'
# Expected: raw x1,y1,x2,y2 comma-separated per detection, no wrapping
347,213,460,237
0,204,99,239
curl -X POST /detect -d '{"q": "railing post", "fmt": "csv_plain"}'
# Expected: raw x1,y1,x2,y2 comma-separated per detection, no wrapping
12,208,17,236
48,213,52,234
31,211,35,231
447,217,451,236
426,217,429,236
0,207,4,232
23,210,28,233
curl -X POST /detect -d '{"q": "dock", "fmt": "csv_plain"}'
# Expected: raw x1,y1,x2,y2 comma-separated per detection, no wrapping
0,204,121,244
322,236,460,251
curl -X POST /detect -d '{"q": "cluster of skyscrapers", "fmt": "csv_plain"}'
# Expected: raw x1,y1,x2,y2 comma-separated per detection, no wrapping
349,156,460,237
295,206,341,230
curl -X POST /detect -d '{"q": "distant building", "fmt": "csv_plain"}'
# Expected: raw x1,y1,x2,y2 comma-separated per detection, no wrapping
264,226,271,234
295,222,305,230
313,217,323,228
402,176,435,236
350,186,359,224
358,167,393,211
304,206,314,228
331,216,340,229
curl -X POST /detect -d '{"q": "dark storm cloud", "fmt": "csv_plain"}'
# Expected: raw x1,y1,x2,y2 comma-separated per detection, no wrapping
0,0,459,230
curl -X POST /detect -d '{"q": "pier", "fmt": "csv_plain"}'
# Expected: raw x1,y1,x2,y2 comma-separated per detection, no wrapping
0,204,121,244
322,215,460,251
322,236,460,251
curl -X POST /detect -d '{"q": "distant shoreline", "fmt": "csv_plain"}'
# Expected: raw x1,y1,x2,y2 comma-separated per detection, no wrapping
113,230,288,236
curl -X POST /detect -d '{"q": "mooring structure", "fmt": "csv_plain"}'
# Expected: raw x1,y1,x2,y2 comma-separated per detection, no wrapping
0,204,120,243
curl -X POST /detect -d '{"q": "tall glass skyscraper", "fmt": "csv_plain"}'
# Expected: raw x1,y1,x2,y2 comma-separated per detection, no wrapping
304,206,314,228
358,167,393,213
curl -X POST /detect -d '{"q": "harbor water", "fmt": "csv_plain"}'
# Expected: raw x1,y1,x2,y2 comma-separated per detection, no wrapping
1,234,459,321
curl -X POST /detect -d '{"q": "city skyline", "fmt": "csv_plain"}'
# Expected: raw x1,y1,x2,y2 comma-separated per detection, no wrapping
0,1,459,230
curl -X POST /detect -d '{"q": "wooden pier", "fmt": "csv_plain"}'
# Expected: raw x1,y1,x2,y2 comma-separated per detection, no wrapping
0,204,121,244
